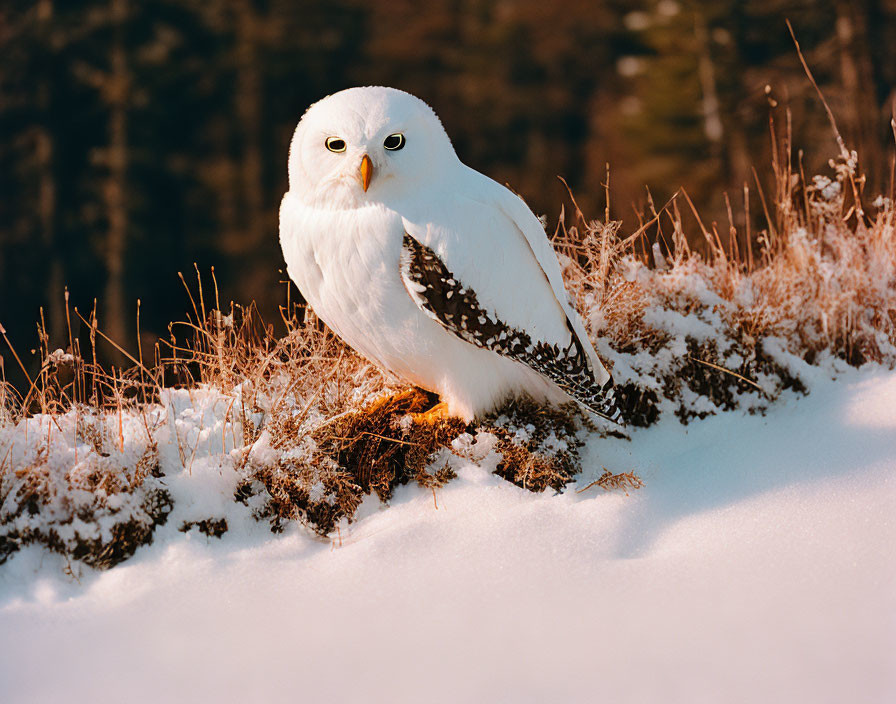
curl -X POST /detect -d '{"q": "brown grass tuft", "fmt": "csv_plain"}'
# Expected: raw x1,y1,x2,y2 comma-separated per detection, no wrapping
237,388,468,535
578,469,645,495
488,399,586,493
316,389,467,499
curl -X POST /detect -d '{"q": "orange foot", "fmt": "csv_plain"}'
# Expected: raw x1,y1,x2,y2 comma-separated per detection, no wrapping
361,389,430,415
411,401,452,425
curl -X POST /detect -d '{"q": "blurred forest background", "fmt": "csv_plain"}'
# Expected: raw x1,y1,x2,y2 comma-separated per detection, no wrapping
1,0,895,383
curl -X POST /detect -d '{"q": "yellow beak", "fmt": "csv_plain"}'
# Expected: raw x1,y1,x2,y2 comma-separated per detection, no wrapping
359,154,373,192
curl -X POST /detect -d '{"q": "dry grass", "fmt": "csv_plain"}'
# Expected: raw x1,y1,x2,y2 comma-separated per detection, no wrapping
2,72,894,562
238,388,467,535
179,518,228,539
577,469,645,495
0,403,174,569
487,399,588,493
549,115,895,424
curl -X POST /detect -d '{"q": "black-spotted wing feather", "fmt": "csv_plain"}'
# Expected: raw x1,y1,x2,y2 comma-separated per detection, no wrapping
400,233,622,423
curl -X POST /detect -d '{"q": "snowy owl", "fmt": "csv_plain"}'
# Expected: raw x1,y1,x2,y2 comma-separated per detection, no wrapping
279,86,621,423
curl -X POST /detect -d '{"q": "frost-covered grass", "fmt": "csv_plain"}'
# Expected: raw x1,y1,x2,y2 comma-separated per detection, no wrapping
557,135,896,424
1,125,894,571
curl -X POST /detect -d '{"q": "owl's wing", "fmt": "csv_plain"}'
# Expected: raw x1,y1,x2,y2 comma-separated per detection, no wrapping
399,170,621,423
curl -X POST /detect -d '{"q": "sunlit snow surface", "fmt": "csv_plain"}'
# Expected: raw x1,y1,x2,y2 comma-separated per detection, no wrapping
2,368,895,704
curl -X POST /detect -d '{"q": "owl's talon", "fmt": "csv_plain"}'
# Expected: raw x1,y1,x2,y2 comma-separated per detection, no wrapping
411,402,452,424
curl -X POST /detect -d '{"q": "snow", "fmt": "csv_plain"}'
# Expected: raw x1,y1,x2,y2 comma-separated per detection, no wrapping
2,367,895,703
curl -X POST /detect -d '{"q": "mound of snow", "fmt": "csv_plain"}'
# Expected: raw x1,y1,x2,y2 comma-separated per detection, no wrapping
1,367,894,703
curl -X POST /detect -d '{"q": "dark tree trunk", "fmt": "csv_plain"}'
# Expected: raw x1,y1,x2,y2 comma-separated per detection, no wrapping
36,0,65,346
102,0,130,351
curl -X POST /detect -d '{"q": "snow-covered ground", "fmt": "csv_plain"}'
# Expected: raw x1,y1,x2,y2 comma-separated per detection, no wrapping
2,366,895,704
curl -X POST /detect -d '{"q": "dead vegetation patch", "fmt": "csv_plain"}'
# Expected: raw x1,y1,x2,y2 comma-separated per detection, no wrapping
237,388,467,535
179,517,228,539
0,412,173,568
552,112,893,423
0,477,173,569
578,469,645,495
1,71,893,567
487,399,587,493
234,388,619,534
315,389,467,499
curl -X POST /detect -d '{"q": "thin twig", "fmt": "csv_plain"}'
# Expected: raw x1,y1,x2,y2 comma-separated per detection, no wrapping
687,355,766,394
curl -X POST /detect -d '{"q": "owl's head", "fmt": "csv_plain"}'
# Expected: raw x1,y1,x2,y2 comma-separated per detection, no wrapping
287,86,458,208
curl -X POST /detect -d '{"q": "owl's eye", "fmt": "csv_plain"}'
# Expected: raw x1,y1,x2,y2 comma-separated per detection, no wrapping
325,137,346,153
383,133,405,151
